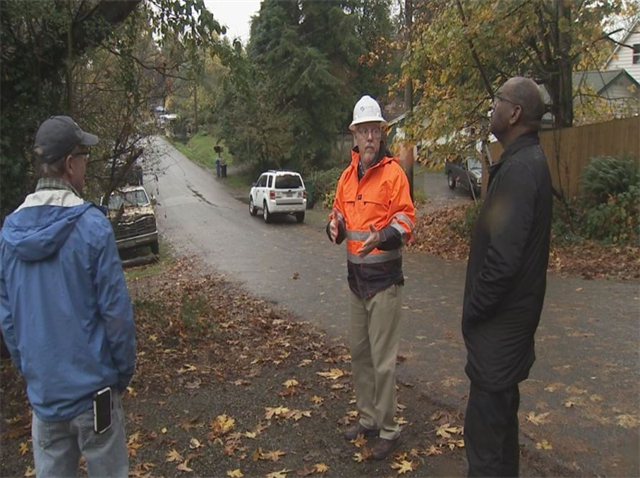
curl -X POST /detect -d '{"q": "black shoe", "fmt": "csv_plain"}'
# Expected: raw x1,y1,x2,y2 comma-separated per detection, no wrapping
371,435,401,460
343,423,380,440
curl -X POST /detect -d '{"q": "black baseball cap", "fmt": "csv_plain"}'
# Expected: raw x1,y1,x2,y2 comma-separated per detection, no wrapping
34,116,99,164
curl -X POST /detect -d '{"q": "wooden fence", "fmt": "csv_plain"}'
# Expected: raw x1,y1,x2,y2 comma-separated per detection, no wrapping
487,116,640,197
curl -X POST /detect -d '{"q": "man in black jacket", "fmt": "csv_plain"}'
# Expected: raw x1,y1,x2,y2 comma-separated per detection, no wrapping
462,77,552,477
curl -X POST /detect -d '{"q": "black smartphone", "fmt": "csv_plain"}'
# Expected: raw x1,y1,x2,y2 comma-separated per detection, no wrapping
93,387,112,434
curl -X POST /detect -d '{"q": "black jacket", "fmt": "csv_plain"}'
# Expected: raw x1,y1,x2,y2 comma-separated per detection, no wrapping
462,132,552,391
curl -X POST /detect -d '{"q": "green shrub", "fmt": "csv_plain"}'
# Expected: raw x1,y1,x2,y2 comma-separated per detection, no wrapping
308,167,343,209
450,201,483,240
580,185,640,244
580,154,639,205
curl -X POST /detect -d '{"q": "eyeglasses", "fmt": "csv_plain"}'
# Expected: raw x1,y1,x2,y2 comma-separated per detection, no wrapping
492,94,521,110
72,152,90,162
355,127,382,139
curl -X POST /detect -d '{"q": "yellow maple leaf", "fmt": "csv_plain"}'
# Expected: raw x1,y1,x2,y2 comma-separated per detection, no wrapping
265,406,290,420
24,466,35,477
353,448,372,462
316,368,345,380
18,441,28,456
536,440,553,451
313,463,329,474
391,459,416,474
244,431,257,439
426,445,443,456
227,469,243,478
265,469,291,478
166,448,183,463
310,395,324,405
435,423,462,439
261,450,286,462
351,434,367,448
285,409,312,421
283,379,298,388
176,459,193,472
207,414,235,440
178,364,197,374
615,414,639,429
526,412,550,426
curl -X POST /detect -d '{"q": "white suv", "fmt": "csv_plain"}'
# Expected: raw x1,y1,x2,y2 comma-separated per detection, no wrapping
249,170,307,223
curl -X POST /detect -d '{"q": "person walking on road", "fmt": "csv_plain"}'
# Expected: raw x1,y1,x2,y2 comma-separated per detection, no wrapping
0,116,136,478
328,95,415,460
462,77,552,477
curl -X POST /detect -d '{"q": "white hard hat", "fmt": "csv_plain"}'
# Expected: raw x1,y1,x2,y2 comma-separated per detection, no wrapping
349,95,387,131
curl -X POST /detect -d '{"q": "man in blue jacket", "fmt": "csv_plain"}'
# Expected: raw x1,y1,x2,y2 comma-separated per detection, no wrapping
0,116,136,477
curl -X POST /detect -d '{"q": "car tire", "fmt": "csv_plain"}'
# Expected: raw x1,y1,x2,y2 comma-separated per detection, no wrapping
263,202,272,223
447,172,456,189
151,240,160,255
249,196,257,216
295,212,305,223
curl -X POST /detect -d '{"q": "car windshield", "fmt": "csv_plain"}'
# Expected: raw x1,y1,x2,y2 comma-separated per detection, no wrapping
467,158,482,171
275,174,303,189
107,189,149,210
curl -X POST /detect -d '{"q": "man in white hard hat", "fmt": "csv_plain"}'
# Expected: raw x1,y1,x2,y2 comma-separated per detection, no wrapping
327,95,415,460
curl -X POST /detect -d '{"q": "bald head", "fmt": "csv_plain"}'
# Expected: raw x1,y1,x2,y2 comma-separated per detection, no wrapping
499,77,545,130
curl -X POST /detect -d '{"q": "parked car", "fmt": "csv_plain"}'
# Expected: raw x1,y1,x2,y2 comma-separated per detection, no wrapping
445,156,483,198
103,185,159,254
249,170,307,223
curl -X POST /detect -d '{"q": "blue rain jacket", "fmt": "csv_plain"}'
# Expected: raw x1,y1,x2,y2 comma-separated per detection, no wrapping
0,192,136,421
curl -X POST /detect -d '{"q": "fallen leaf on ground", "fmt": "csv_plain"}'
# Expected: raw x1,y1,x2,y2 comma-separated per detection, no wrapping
316,368,345,380
351,434,367,448
426,445,443,456
435,423,463,439
391,459,416,474
265,406,290,420
310,396,324,405
19,441,28,456
189,438,202,449
166,448,183,463
283,379,299,388
526,412,550,426
353,447,372,462
176,460,194,472
24,466,35,477
536,440,553,450
313,463,329,474
615,414,639,429
227,470,243,478
266,469,291,478
261,450,286,462
285,409,312,421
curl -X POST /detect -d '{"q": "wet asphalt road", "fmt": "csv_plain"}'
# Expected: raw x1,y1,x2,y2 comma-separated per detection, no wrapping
149,137,639,477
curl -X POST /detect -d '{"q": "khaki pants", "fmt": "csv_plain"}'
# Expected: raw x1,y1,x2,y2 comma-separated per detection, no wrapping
349,284,403,440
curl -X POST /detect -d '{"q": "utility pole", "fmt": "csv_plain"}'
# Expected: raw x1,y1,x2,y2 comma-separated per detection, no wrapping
404,0,414,201
194,80,199,134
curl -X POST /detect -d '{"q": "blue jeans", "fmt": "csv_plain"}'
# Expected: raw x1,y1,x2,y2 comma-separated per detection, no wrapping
32,393,128,478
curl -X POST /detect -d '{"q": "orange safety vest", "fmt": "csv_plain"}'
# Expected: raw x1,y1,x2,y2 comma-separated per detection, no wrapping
331,149,415,265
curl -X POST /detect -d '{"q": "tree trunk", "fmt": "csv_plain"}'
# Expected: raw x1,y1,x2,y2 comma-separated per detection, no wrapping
404,0,414,201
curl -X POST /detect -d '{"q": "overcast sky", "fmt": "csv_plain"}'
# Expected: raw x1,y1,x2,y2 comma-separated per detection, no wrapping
204,0,262,44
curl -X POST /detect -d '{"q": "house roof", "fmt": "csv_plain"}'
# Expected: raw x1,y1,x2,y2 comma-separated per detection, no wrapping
573,69,640,94
604,19,639,69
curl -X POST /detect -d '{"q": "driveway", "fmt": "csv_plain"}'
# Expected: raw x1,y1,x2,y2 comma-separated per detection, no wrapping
148,137,639,477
